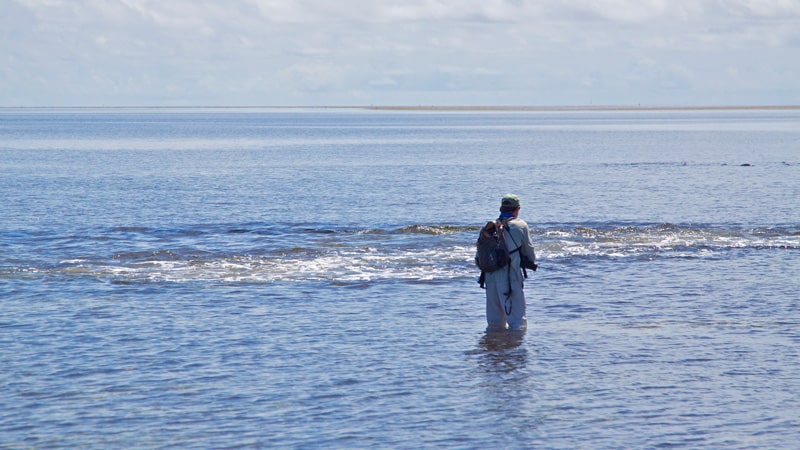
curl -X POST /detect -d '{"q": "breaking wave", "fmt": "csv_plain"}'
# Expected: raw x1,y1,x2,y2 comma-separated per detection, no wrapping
1,222,796,285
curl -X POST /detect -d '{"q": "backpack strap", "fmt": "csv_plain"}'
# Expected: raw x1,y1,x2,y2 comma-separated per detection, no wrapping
502,221,528,279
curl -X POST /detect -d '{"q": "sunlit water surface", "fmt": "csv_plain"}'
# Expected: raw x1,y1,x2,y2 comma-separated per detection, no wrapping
1,108,799,448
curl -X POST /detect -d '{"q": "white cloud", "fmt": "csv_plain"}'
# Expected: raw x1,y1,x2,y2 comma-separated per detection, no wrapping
369,77,398,87
1,0,798,106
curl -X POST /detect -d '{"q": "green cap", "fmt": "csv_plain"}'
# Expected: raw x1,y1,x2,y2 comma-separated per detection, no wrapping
501,194,521,209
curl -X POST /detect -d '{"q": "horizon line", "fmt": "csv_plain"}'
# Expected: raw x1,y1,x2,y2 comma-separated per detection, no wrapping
1,104,799,111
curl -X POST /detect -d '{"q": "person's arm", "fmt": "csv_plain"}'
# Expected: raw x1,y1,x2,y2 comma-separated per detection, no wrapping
520,224,536,263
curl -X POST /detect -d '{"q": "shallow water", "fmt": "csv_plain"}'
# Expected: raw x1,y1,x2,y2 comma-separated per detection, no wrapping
1,108,799,448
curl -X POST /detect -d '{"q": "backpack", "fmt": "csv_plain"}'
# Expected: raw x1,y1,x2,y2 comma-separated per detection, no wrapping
476,218,538,292
476,220,509,273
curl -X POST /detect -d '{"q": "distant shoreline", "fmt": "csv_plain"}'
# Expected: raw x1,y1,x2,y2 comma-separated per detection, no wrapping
360,105,800,112
2,105,799,111
363,105,800,111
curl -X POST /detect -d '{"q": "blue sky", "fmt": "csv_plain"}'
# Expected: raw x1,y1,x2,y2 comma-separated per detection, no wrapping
2,0,799,106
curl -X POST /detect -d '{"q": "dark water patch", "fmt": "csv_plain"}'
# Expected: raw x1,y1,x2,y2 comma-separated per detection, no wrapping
110,226,152,233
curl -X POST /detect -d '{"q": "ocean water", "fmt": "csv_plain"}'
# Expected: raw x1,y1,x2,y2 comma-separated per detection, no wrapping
1,107,798,449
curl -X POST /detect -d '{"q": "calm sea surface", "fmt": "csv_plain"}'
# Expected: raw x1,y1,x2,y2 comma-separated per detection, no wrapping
1,108,799,449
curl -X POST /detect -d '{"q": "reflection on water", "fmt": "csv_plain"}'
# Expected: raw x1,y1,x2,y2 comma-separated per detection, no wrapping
477,330,528,375
471,328,549,444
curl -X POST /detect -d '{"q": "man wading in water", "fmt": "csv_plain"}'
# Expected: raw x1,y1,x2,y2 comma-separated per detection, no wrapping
476,194,536,331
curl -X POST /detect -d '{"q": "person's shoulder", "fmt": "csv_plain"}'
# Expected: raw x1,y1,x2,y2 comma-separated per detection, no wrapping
509,217,530,228
508,217,530,230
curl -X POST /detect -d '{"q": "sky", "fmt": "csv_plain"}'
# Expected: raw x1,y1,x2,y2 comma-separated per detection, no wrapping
1,0,799,107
